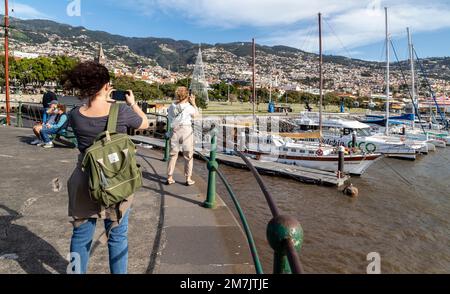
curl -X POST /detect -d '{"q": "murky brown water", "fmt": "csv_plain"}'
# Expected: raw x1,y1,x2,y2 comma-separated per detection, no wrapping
194,148,450,273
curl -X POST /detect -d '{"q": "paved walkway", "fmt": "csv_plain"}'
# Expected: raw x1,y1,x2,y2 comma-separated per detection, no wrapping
0,127,254,274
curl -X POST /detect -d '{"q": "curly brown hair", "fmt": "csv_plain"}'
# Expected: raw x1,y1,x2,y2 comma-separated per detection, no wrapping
64,61,110,101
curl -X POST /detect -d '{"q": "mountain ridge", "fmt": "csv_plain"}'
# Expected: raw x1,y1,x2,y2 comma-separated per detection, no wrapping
3,16,450,92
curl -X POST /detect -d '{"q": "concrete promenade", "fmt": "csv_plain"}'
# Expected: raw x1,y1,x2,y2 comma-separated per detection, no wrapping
0,127,254,274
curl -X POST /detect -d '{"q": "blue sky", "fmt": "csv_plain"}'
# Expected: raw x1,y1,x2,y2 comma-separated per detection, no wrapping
3,0,450,61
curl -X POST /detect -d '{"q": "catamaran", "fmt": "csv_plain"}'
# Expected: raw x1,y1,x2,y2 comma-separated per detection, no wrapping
293,113,425,160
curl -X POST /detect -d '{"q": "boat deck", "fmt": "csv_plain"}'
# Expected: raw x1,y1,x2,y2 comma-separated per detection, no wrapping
132,136,350,187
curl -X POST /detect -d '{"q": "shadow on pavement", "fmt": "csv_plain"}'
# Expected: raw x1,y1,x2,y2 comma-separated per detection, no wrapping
0,204,68,274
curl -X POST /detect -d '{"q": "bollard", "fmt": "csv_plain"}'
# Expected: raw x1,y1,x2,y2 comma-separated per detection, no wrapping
338,146,345,178
267,215,303,274
344,184,359,198
204,131,218,209
16,102,23,128
163,117,171,162
352,131,357,148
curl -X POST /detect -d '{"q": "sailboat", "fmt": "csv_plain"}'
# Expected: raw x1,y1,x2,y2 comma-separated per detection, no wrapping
380,27,447,148
242,13,382,176
360,8,432,154
292,8,431,159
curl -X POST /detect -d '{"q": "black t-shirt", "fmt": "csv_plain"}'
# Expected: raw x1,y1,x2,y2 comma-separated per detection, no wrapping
42,92,57,109
69,103,143,153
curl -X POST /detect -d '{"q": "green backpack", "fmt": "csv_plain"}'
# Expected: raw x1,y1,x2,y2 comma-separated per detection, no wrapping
81,103,142,207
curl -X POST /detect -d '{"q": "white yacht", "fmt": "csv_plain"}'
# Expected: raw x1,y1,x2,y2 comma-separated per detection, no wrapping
293,113,428,160
242,133,382,176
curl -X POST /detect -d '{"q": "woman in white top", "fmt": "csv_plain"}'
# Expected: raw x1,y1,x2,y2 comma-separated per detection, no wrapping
166,87,199,186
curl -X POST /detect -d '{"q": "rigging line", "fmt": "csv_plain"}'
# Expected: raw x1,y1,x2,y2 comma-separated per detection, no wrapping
379,39,386,63
381,158,413,186
297,25,316,55
299,25,316,53
323,18,354,59
389,39,427,135
413,47,448,129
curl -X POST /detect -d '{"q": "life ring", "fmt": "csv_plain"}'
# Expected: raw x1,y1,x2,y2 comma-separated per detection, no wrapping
365,143,377,153
347,141,353,148
316,149,324,156
358,142,366,150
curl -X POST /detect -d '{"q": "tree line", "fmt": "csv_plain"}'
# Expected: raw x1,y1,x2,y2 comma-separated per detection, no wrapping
0,56,78,88
0,56,383,110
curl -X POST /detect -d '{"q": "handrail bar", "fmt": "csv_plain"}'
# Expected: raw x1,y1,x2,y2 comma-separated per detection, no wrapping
196,151,264,274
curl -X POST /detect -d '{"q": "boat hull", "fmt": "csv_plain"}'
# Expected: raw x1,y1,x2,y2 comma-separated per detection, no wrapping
322,135,418,160
245,151,382,176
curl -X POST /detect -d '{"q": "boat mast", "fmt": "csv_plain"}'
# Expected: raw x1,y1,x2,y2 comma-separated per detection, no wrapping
407,28,416,109
269,65,273,103
252,38,256,122
318,12,323,139
407,27,416,129
385,7,390,135
4,0,11,125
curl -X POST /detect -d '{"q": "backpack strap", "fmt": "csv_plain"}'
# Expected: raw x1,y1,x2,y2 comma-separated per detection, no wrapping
107,103,120,134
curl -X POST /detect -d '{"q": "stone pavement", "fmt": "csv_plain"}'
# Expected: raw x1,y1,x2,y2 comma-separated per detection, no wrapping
0,127,254,274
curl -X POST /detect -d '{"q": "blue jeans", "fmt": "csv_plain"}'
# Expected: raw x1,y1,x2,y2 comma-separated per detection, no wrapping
40,127,59,143
69,210,130,274
42,108,49,124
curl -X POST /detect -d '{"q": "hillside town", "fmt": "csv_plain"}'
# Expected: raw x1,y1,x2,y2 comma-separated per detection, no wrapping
5,27,450,101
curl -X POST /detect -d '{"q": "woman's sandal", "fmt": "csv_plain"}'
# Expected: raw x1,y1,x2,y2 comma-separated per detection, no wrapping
186,179,196,186
166,179,176,185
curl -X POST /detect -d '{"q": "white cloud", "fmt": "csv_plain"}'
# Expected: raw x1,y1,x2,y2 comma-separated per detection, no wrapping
119,0,360,27
117,0,450,53
0,3,48,19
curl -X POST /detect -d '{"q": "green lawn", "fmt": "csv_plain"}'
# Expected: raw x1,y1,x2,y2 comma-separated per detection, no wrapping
154,101,368,116
202,102,367,116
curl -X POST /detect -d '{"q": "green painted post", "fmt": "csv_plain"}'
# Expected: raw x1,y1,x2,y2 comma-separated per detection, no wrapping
204,131,218,209
163,117,171,162
16,102,23,128
267,215,303,274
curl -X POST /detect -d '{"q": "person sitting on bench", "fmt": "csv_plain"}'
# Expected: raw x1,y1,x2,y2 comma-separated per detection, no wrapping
42,91,58,124
31,103,69,148
41,104,69,148
30,100,59,146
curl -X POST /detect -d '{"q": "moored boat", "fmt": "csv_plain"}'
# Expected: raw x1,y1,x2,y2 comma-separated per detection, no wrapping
243,133,382,176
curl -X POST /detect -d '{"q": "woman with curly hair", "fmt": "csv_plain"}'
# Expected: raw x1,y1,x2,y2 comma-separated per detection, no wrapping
65,61,149,274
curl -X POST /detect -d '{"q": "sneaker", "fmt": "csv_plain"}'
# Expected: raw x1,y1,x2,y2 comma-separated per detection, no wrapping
42,142,54,149
30,139,42,145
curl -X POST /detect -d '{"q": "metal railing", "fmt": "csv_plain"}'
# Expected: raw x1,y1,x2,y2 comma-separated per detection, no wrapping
140,113,304,273
1,101,45,127
196,147,264,274
0,100,80,128
234,149,304,274
144,112,171,162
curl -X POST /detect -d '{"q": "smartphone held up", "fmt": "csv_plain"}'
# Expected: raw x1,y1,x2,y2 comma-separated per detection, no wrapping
111,90,130,101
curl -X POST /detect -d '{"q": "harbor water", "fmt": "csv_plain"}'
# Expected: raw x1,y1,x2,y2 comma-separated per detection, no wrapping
194,147,450,273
